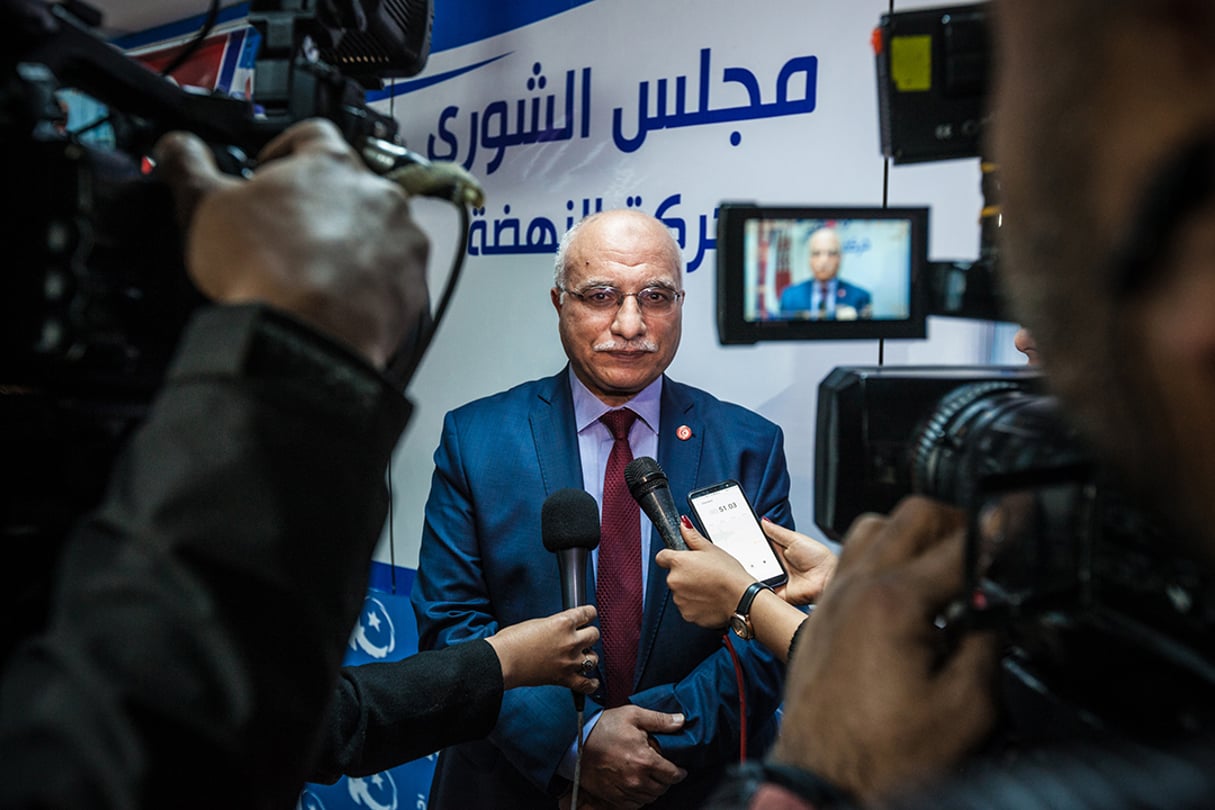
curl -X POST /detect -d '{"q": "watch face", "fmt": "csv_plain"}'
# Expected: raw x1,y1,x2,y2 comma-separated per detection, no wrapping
730,614,753,640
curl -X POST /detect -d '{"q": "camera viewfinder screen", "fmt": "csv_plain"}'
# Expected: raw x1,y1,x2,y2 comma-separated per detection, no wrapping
716,204,928,343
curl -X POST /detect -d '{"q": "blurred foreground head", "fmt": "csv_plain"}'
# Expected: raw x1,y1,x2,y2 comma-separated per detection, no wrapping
994,0,1215,557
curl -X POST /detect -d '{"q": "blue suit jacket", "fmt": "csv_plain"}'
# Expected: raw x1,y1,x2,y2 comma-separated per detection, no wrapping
411,369,792,809
779,278,872,319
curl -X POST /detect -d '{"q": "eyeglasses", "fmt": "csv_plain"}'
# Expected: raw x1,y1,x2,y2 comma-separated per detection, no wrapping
560,285,685,314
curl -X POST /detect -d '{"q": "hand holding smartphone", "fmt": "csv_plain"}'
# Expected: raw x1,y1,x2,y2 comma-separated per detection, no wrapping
687,480,788,588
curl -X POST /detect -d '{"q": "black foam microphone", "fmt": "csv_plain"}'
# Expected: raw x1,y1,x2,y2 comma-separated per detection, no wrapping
542,488,601,609
624,457,687,551
541,488,600,710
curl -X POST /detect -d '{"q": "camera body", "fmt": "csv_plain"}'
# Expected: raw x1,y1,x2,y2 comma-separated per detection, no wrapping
801,2,1215,752
1,0,432,655
1,0,432,403
873,2,1005,322
815,365,1215,748
873,2,989,166
2,62,199,403
712,4,1005,338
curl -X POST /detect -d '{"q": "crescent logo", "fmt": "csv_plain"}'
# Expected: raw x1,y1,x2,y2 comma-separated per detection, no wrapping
348,596,397,659
295,789,327,810
347,772,399,810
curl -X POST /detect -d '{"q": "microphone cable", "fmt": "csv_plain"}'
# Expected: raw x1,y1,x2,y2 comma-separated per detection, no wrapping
372,141,485,580
571,706,585,809
360,137,486,391
722,633,750,763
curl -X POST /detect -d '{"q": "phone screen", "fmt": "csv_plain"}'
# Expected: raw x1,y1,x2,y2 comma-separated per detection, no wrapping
687,480,788,587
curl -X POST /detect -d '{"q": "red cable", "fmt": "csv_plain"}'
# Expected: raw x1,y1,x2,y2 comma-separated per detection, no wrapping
722,632,747,762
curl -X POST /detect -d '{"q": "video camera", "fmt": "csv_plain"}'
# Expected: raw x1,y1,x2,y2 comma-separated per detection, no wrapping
797,1,1215,752
711,9,1215,738
1,0,433,403
873,1,1004,323
712,3,1000,343
815,365,1215,749
0,0,447,635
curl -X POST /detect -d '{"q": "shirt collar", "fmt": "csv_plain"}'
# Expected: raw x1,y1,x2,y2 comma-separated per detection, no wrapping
569,368,662,436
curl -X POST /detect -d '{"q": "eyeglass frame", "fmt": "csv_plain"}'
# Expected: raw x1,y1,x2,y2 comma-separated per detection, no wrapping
557,284,686,314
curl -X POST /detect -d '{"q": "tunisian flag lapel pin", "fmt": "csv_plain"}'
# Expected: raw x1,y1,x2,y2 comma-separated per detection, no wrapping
676,425,693,441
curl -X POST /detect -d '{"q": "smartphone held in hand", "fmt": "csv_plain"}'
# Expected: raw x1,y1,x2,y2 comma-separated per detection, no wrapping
687,480,788,588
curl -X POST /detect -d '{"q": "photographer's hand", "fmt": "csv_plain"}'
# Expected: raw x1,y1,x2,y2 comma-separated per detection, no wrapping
152,119,430,368
772,496,999,803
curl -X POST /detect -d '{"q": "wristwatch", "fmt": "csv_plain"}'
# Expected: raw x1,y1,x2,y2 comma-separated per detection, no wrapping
730,581,774,640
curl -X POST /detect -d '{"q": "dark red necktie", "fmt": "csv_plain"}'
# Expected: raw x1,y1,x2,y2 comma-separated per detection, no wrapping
818,282,830,318
598,408,642,708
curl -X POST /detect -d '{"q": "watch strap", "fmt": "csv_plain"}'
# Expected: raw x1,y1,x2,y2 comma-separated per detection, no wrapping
736,580,774,617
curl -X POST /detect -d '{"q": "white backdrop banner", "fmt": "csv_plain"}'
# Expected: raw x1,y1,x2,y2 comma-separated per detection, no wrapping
370,0,1019,565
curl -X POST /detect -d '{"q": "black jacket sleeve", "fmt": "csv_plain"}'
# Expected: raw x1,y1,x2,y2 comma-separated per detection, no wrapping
309,638,505,783
0,305,412,810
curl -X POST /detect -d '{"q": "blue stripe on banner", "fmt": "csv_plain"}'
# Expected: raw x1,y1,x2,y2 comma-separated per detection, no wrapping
431,0,596,52
367,560,416,596
111,0,596,55
109,3,252,51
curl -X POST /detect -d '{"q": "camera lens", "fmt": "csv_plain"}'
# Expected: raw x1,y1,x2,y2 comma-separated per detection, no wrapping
909,382,1086,509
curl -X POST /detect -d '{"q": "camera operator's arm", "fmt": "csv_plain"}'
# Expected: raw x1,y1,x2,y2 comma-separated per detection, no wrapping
655,518,835,662
0,119,430,810
768,497,999,805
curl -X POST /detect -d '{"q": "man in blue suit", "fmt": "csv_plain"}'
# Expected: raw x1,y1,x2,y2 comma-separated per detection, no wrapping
411,209,793,809
778,227,873,320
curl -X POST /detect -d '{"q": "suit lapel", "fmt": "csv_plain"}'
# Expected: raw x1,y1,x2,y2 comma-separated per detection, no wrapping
529,369,584,495
529,369,595,621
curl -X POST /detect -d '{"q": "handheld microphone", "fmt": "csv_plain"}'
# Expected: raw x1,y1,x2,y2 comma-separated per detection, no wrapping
541,488,600,710
624,457,687,551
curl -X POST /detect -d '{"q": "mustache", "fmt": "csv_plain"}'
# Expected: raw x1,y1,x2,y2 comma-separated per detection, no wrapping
594,340,658,353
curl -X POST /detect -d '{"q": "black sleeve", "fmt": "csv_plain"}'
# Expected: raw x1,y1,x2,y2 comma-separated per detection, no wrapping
787,615,812,663
0,305,412,810
310,638,505,783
